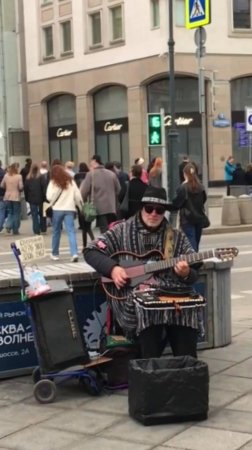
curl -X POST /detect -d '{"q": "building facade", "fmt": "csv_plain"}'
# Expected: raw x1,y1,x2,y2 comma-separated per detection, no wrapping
23,0,252,183
0,0,28,167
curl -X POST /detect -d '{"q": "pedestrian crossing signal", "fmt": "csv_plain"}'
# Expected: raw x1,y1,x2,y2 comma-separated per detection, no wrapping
185,0,211,29
147,113,163,146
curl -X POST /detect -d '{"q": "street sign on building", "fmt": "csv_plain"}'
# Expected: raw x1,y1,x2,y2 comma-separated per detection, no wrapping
245,106,252,132
185,0,211,29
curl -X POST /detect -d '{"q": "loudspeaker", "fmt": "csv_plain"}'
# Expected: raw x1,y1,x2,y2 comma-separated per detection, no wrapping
29,280,89,372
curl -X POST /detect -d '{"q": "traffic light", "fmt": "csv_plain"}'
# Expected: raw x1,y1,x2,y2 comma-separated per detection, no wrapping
147,113,163,146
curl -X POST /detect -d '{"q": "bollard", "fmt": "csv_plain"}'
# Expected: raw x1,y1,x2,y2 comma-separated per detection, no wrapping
238,195,252,224
221,196,241,226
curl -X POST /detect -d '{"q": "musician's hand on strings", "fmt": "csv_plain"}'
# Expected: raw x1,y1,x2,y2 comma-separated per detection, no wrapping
111,266,129,289
174,261,190,279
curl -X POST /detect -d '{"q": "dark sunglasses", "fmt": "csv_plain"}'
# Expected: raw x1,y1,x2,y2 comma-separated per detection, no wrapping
144,204,166,215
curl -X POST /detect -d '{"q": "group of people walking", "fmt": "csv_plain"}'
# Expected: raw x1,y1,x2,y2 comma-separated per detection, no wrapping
224,155,252,195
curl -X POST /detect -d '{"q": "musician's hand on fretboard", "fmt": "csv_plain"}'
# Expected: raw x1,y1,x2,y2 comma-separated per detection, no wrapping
174,260,190,279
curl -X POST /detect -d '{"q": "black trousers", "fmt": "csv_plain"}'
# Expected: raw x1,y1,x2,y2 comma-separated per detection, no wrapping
138,325,198,359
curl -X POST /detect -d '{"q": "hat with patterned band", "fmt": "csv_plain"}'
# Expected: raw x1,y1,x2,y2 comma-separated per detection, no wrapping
141,186,168,207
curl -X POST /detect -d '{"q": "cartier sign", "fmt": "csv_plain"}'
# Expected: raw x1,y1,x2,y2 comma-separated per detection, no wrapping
56,127,73,137
164,115,194,126
104,121,123,132
49,124,77,140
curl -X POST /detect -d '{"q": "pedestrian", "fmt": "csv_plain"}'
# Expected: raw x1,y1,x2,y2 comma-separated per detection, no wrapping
167,162,209,252
40,160,48,176
46,165,83,262
80,155,121,233
65,161,75,178
224,155,235,195
24,163,47,235
179,155,189,183
245,163,252,186
20,158,32,184
0,163,23,235
120,164,146,219
232,162,246,185
74,162,94,249
148,157,162,187
84,185,202,359
135,157,148,184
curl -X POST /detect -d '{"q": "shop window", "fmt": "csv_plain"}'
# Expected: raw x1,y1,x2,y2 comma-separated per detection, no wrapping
233,0,251,29
60,20,72,54
175,0,185,27
43,25,54,58
110,5,123,41
89,11,102,46
151,0,160,28
41,0,52,5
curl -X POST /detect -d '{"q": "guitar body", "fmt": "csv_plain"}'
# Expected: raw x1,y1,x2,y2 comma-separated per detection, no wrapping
101,246,239,301
101,249,164,300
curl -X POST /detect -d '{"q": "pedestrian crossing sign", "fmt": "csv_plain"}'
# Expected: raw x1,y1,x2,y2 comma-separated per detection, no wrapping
185,0,211,29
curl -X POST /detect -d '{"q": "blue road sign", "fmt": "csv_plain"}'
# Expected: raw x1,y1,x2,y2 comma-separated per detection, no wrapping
185,0,211,29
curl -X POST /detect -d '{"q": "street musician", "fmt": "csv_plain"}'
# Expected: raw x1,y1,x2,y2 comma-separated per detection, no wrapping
84,186,204,359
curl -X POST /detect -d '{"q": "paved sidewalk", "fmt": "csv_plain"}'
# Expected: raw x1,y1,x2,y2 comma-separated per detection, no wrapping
1,307,252,449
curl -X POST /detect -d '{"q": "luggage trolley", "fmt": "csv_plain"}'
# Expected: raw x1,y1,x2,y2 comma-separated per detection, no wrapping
11,239,110,404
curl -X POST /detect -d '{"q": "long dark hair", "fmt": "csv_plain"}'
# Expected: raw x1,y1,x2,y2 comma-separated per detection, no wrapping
26,163,40,179
183,163,201,192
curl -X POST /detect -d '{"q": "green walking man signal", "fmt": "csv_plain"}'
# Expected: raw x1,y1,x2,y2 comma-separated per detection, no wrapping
147,113,163,146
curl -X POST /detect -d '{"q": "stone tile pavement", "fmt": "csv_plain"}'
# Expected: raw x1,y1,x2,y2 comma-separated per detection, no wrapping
0,321,252,449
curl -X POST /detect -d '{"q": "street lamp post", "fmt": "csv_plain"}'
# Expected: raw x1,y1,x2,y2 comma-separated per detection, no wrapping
167,0,179,202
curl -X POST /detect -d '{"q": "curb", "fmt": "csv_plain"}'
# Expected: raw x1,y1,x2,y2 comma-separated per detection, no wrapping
203,225,252,235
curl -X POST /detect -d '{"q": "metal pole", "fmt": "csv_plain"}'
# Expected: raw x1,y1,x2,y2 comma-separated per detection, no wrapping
167,0,178,203
160,108,168,196
197,27,208,194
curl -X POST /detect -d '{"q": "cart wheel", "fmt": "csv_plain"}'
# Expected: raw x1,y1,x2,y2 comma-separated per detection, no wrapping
80,370,103,396
32,367,41,384
33,379,57,404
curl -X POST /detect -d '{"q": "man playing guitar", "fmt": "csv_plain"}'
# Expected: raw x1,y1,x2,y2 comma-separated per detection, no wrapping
84,185,202,359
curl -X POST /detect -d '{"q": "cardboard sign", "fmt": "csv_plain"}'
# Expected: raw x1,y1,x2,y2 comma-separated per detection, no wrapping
15,236,46,263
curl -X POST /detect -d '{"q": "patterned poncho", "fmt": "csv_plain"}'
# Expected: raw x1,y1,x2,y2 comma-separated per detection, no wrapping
85,213,204,337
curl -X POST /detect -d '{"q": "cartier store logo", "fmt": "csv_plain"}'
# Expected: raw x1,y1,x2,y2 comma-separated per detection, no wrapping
56,127,73,137
104,121,123,132
164,115,194,126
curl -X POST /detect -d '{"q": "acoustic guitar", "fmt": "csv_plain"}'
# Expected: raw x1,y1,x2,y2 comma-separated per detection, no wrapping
101,247,239,300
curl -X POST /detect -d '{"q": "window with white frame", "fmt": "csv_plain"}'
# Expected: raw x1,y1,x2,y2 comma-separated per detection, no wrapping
60,20,72,53
110,5,123,41
233,0,251,29
43,25,54,58
175,0,185,26
151,0,160,28
89,11,102,46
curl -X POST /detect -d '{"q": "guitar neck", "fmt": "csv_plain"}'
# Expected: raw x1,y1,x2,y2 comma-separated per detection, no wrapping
144,249,215,275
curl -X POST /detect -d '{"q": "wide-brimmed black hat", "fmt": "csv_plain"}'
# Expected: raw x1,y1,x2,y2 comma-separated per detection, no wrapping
141,186,168,207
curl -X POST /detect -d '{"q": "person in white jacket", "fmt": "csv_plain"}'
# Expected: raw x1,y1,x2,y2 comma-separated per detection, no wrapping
46,164,83,262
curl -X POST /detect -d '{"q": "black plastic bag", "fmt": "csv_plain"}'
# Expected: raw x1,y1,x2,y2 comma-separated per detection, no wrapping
128,356,209,426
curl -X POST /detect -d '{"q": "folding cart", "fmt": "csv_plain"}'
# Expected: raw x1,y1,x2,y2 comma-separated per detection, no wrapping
11,241,111,403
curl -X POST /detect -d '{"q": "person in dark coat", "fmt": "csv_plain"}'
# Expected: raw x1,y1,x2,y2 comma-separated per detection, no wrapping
167,162,208,252
74,162,95,249
24,163,47,234
113,161,129,203
125,165,147,218
245,163,252,186
232,163,246,185
20,158,32,184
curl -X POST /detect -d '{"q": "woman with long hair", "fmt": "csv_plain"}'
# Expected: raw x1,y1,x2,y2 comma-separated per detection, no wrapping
148,157,162,187
24,163,47,235
167,162,208,251
46,165,83,262
74,162,94,249
0,163,23,235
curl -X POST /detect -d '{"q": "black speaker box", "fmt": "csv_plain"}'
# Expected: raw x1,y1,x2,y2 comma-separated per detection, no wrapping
29,280,89,372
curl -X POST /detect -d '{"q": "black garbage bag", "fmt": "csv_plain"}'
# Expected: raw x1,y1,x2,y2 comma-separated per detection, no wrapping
128,356,209,426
